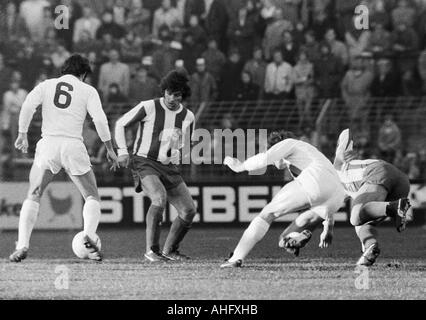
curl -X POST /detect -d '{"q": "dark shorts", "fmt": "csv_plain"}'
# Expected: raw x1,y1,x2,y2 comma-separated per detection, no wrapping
130,156,184,192
363,160,410,201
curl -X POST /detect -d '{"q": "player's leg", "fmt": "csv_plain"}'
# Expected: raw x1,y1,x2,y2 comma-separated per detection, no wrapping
223,180,311,266
138,175,169,260
10,164,55,262
163,182,197,259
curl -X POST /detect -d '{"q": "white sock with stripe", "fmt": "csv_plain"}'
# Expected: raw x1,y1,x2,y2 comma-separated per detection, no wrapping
230,216,270,262
17,199,40,249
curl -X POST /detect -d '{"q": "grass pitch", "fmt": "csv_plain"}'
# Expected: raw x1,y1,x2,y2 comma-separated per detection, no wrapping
0,226,425,300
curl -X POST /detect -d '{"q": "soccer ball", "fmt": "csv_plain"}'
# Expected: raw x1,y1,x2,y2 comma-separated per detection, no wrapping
72,231,101,259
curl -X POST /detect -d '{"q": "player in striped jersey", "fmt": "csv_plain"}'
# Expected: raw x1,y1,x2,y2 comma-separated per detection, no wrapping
279,129,411,266
114,70,197,262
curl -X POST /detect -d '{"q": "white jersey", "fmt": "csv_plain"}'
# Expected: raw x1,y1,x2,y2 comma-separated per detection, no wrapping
19,74,111,142
242,138,337,177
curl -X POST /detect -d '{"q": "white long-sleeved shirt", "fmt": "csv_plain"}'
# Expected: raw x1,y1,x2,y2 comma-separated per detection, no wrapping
264,61,294,94
19,74,111,142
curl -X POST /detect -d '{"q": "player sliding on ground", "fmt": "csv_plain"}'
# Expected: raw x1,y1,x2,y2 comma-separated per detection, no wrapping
279,129,411,266
220,130,346,268
9,54,119,262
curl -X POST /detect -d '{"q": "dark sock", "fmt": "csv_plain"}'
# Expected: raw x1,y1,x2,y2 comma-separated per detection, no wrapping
163,216,192,255
357,224,378,250
146,205,164,253
385,200,399,218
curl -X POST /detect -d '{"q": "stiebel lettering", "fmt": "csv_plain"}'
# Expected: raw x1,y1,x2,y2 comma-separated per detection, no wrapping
210,305,258,315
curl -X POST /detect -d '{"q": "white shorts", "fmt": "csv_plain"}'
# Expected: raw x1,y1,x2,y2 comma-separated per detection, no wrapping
265,165,345,220
34,136,92,176
295,165,345,219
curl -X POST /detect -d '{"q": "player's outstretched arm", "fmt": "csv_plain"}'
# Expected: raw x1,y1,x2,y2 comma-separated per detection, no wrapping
16,83,44,153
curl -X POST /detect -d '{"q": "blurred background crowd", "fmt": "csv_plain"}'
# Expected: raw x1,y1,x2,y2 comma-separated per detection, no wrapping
1,0,426,183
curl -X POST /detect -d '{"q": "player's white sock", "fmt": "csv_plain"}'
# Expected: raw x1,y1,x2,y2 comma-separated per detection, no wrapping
17,199,40,250
230,216,270,262
83,199,101,239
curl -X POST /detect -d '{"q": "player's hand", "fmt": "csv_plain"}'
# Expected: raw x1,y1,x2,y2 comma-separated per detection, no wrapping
224,156,244,173
117,154,130,168
15,133,29,154
106,149,120,171
319,225,333,249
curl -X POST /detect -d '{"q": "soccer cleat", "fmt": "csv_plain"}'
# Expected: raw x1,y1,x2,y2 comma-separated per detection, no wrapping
144,250,172,262
83,235,103,262
9,247,29,263
164,250,191,261
356,243,380,267
395,198,411,232
279,230,312,257
220,259,243,268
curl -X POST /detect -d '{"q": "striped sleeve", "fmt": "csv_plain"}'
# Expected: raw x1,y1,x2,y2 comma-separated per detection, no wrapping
114,101,147,156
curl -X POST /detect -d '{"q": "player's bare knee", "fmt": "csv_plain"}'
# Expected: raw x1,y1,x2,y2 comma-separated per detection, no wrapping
28,187,43,203
350,213,363,226
259,211,275,224
150,194,167,209
180,206,196,222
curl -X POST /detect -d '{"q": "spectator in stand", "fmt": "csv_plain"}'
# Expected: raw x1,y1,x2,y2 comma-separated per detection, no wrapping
40,5,55,40
234,71,260,101
96,10,126,40
391,22,420,73
51,42,71,74
128,66,159,102
279,0,301,26
341,56,374,122
417,48,426,93
181,32,202,75
314,42,344,98
15,43,45,91
366,22,393,58
243,46,267,90
0,1,29,43
311,6,335,41
190,58,217,112
2,80,28,156
186,15,207,53
119,31,143,64
260,0,278,23
125,0,151,39
73,5,101,44
345,18,371,62
112,0,128,26
54,0,82,51
371,58,400,97
367,0,391,29
219,48,245,101
262,8,293,60
293,50,315,128
392,0,416,28
377,114,402,163
0,53,13,100
280,31,299,66
19,0,50,42
227,7,257,63
152,0,182,37
325,28,349,67
74,30,96,56
401,68,422,96
300,30,321,62
204,0,229,52
202,38,226,83
264,49,294,100
106,83,128,105
95,33,121,64
182,0,205,26
151,30,180,80
98,49,130,100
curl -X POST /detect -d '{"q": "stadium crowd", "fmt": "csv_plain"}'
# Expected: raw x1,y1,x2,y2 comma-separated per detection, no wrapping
1,0,426,182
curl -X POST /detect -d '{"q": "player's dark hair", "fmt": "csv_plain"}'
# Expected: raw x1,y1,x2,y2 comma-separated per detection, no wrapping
160,70,191,100
267,130,297,148
61,54,92,79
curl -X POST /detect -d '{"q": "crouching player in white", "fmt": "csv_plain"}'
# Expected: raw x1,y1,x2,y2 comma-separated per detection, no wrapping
9,54,119,262
220,130,346,268
279,129,411,266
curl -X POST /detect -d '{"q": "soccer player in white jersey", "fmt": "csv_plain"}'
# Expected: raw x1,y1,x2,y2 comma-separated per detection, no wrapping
9,54,119,262
279,129,411,266
115,70,197,262
220,130,346,268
